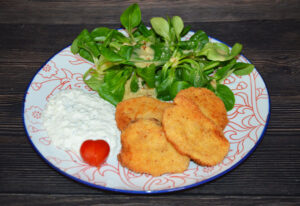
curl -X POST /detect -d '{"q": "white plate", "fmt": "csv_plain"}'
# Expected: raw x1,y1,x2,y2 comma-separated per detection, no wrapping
23,30,270,194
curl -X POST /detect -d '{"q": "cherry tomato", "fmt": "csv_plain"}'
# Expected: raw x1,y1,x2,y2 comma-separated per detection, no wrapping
80,140,110,167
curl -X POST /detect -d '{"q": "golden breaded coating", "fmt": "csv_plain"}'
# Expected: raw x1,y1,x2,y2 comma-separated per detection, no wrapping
175,87,228,130
115,96,173,131
162,96,230,166
118,119,190,176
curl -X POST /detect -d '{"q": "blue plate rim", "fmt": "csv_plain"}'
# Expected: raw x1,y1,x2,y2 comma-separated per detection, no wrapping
22,31,271,194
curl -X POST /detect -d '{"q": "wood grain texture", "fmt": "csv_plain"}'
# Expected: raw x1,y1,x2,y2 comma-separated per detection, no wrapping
0,0,300,205
1,20,300,51
1,194,300,206
1,0,299,24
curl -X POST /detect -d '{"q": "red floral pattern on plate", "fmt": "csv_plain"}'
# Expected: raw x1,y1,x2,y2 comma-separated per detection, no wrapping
39,61,59,79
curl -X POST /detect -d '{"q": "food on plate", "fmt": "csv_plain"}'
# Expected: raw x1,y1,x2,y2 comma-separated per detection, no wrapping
42,89,121,157
115,96,173,131
116,87,230,172
80,140,110,166
162,96,230,166
175,87,228,129
38,2,257,179
118,119,190,176
123,77,156,101
41,3,249,174
71,3,254,111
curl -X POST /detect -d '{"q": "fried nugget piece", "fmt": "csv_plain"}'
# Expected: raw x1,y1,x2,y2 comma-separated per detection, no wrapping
118,119,190,176
162,96,229,166
175,87,228,130
115,96,173,131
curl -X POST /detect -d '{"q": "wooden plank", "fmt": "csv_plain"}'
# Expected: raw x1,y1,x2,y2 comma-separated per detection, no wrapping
0,0,299,24
1,194,300,205
1,20,300,52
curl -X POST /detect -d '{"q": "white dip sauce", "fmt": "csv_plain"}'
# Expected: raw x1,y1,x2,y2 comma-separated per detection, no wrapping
42,89,121,157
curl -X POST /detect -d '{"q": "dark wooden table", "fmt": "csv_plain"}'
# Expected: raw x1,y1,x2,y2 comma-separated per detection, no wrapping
1,0,300,205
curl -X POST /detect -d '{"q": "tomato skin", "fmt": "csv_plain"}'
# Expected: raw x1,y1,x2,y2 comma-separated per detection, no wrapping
80,140,110,167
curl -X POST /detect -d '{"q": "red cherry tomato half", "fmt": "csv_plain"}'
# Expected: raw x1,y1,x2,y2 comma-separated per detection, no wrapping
80,140,110,167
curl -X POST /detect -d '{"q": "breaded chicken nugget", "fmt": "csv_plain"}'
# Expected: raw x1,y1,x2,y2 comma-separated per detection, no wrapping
175,87,228,130
115,96,173,131
162,96,229,166
118,119,190,176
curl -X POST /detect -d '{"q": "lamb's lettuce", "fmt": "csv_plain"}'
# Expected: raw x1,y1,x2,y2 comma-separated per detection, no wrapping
71,3,254,111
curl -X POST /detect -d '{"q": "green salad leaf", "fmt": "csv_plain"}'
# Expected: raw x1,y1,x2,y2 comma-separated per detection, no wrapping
171,16,184,40
97,67,133,106
215,84,235,111
198,42,242,61
130,71,139,93
136,64,156,88
150,17,170,42
120,3,141,39
71,3,255,111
